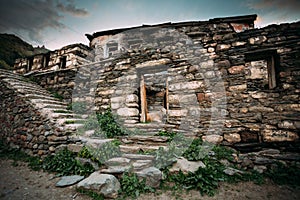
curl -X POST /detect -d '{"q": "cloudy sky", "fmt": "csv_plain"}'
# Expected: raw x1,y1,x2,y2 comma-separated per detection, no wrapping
0,0,299,50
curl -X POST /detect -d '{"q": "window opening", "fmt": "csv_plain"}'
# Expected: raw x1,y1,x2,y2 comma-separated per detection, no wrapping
60,56,67,69
245,50,278,89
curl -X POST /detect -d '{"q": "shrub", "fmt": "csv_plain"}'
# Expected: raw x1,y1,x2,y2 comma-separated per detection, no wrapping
96,108,126,138
119,172,155,198
42,149,94,176
78,142,121,165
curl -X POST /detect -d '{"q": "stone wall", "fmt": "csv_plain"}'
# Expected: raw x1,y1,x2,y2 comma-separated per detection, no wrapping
25,69,78,103
0,75,79,156
8,14,300,154
210,22,300,147
13,44,93,103
14,43,92,75
79,16,300,148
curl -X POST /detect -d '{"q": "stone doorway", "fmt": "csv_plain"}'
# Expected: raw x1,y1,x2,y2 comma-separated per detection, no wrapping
138,65,168,123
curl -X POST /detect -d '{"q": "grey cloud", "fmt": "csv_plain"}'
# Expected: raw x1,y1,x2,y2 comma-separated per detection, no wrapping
0,0,88,43
57,0,89,17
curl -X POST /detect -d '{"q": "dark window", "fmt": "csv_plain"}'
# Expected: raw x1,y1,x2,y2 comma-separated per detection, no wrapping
105,42,118,57
27,57,33,72
245,50,278,89
60,56,67,69
43,53,50,68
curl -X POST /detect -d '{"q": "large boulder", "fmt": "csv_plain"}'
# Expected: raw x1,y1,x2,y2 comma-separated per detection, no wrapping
136,167,162,188
169,157,206,174
77,172,120,199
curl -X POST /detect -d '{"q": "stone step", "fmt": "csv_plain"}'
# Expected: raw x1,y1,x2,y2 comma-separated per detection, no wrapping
35,103,67,110
120,144,167,154
120,135,169,145
122,153,155,160
8,81,45,88
56,118,85,125
64,123,84,131
24,93,61,102
0,69,88,139
127,129,160,135
101,158,154,174
15,88,52,97
48,109,73,114
0,72,26,79
50,112,79,119
30,99,68,106
125,123,177,129
78,136,114,148
1,77,37,86
125,123,177,135
11,85,51,95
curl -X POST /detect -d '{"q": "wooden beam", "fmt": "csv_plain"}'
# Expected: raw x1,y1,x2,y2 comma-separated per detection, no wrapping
140,75,147,122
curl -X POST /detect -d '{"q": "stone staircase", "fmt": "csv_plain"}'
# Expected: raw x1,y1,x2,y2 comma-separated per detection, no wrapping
119,135,169,153
118,122,196,153
0,69,170,178
0,69,85,133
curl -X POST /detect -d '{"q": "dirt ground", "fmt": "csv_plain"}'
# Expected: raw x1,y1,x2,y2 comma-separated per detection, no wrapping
0,159,299,200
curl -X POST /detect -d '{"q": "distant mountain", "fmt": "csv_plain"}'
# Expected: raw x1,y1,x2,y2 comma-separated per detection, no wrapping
0,34,49,70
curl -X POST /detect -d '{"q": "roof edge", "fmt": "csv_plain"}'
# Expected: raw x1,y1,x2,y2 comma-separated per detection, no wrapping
86,14,257,41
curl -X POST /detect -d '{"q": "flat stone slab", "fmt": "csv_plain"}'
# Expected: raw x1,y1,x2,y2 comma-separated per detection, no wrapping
105,157,131,167
122,153,155,160
56,175,85,187
120,145,166,153
77,172,120,198
121,135,169,143
133,160,153,171
223,167,245,176
100,166,131,174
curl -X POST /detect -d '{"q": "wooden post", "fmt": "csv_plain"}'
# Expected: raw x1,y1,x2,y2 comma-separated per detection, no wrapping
268,56,276,89
140,75,147,122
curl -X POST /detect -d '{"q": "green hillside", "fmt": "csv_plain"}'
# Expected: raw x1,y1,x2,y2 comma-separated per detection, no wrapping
0,34,49,70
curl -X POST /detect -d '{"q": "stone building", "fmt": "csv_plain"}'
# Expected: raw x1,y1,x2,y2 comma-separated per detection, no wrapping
5,14,299,155
80,14,299,147
13,43,93,74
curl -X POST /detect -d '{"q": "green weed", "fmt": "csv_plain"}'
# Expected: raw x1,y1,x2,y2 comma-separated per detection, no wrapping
41,149,94,176
119,172,155,199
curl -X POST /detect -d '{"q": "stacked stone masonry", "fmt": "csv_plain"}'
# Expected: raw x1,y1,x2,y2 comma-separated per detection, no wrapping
0,69,84,156
6,14,300,156
83,14,300,147
14,43,93,75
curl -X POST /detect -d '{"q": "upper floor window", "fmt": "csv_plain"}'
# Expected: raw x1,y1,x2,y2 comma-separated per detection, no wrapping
27,57,33,72
60,56,67,69
43,53,50,68
245,50,278,90
104,41,118,58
